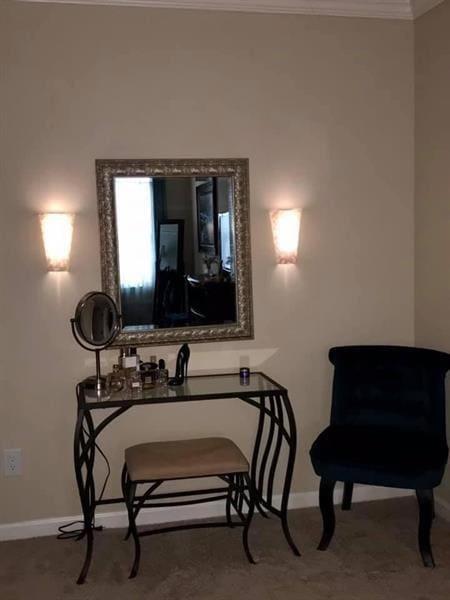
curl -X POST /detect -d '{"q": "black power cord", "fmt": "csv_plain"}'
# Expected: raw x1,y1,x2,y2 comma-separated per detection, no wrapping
57,430,111,541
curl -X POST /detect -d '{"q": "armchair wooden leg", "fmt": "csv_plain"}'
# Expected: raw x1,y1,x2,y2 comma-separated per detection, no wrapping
342,482,354,511
431,490,435,521
416,489,435,568
318,478,336,551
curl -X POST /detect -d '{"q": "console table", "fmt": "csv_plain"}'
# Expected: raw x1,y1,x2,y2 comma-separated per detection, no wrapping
73,372,299,584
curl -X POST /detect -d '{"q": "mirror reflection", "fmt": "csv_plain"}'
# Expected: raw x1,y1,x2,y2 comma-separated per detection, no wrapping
114,176,236,331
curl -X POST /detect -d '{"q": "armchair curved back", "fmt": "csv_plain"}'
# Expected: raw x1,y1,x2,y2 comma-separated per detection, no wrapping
328,345,450,440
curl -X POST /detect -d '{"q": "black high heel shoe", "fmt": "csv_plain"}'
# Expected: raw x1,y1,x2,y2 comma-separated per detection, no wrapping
168,344,190,386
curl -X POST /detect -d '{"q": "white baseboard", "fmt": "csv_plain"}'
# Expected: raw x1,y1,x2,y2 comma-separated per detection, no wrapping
0,485,413,543
435,495,450,522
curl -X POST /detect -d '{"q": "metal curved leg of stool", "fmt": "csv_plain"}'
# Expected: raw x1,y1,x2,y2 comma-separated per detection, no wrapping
226,474,235,528
125,481,141,578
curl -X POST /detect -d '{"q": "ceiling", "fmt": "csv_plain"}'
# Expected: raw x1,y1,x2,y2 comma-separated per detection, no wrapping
17,0,446,20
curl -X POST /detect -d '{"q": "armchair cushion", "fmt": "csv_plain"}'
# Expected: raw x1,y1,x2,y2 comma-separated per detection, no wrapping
310,425,448,489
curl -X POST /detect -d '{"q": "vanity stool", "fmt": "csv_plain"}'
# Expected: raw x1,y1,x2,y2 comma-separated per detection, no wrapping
122,437,256,578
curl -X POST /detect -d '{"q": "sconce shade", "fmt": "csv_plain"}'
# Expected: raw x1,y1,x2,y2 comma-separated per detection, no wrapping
40,213,74,271
270,209,302,264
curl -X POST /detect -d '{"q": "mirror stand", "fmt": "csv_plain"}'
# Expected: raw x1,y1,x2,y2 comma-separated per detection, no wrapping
71,291,121,399
70,321,105,395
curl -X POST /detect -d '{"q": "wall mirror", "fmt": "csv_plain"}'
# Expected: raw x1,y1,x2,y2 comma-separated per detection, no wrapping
96,158,253,346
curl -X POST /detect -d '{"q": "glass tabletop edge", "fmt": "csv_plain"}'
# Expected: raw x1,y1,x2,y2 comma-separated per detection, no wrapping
77,371,288,409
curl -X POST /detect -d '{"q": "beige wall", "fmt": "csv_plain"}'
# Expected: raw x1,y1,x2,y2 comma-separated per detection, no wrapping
0,2,414,524
415,0,450,503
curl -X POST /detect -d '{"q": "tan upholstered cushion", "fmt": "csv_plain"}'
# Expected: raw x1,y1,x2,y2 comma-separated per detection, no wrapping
125,437,249,482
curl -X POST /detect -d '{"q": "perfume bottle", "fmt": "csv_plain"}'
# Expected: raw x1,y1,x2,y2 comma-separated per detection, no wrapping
109,363,125,392
129,369,143,393
141,355,159,388
122,347,138,370
239,367,250,386
149,355,159,384
158,359,169,385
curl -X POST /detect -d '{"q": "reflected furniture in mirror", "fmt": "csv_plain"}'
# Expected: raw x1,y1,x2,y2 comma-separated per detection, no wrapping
153,220,185,328
96,158,253,346
186,275,236,325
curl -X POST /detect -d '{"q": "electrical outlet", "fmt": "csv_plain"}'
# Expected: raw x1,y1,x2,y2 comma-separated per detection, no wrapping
3,449,22,477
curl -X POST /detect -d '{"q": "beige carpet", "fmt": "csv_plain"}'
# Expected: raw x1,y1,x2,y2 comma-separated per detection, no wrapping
1,498,449,600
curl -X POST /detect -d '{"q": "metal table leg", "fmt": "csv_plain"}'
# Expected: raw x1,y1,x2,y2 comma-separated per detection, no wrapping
73,404,130,584
73,408,96,584
243,391,300,556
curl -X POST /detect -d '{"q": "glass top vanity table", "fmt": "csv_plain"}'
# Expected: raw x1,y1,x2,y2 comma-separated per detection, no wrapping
74,372,299,584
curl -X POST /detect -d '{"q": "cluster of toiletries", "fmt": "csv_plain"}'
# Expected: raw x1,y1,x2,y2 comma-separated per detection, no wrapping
106,343,190,393
107,348,169,393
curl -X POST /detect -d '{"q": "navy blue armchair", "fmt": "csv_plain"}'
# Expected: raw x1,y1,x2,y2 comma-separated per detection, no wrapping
310,345,450,567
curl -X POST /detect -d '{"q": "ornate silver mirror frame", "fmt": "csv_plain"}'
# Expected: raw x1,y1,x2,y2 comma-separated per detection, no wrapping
96,158,254,346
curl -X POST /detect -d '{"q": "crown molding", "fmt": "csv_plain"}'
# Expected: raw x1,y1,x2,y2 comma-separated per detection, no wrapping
411,0,445,17
15,0,416,20
16,0,447,20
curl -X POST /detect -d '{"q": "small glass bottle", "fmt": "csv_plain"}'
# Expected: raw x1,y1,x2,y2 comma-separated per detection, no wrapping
123,347,138,370
158,359,169,386
149,355,159,384
129,369,143,393
239,367,250,386
109,363,125,392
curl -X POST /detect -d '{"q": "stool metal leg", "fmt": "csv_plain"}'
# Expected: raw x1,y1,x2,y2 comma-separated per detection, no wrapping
226,474,235,528
122,469,257,576
124,480,141,578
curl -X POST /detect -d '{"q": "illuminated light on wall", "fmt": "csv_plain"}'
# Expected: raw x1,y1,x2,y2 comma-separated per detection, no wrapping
270,208,302,264
40,213,74,271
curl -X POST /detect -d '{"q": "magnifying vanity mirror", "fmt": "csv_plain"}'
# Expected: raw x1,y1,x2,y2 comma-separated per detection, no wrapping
71,291,120,395
96,158,253,346
74,291,120,346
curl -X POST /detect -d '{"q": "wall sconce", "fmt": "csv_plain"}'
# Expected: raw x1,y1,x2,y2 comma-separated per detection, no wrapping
40,213,74,271
270,208,302,264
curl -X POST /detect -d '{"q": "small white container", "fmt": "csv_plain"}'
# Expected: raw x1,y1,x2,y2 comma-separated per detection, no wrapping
123,355,138,369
